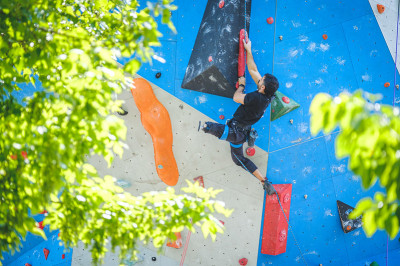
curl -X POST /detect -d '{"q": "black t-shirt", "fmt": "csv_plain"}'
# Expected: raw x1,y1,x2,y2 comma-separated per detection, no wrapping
233,91,273,126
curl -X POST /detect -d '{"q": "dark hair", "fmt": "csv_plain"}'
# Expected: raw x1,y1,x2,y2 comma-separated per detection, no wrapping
262,74,279,97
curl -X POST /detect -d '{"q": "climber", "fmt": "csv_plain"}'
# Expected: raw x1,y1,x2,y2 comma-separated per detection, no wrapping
200,38,278,195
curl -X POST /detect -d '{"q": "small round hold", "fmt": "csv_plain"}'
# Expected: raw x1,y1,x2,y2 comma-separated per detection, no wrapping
246,147,255,156
208,56,213,62
304,194,308,199
272,109,275,113
290,119,293,124
158,165,163,169
155,72,161,79
396,84,399,89
219,0,225,8
384,82,390,87
152,257,156,261
279,35,283,41
282,96,290,104
346,225,351,231
377,4,385,14
239,258,248,266
267,17,274,24
62,254,65,259
219,114,225,120
322,34,328,40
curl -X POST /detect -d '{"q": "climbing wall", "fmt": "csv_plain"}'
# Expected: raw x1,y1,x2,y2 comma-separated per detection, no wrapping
130,0,400,265
1,212,73,266
7,0,400,265
257,0,400,265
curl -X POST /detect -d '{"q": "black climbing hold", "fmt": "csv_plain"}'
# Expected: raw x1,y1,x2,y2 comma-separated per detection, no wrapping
181,0,252,98
117,106,128,116
337,200,362,233
155,72,161,79
152,257,156,261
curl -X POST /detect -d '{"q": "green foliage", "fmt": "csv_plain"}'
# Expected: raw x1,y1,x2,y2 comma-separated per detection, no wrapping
310,91,400,238
0,0,231,265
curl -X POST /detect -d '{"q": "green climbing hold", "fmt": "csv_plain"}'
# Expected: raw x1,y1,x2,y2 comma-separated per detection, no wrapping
370,262,379,266
270,91,300,121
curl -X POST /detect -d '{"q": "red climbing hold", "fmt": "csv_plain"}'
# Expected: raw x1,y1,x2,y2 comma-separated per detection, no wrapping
62,254,65,259
193,176,205,188
261,184,293,255
282,97,290,104
38,221,44,230
219,115,225,120
238,29,248,78
218,0,224,8
246,147,255,156
377,4,385,14
322,34,328,40
208,56,213,62
25,264,32,266
384,82,390,87
39,210,48,214
10,154,17,160
267,17,274,24
239,258,248,266
21,151,28,159
43,248,50,260
219,220,225,225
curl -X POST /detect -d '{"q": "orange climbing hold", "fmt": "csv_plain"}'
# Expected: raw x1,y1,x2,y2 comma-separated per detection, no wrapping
322,34,328,40
166,232,183,249
219,0,224,8
131,78,179,186
384,82,390,87
377,4,385,14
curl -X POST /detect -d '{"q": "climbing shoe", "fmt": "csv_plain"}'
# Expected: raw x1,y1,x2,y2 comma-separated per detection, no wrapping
262,179,276,195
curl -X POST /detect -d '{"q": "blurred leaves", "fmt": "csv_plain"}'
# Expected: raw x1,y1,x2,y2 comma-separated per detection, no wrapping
310,91,400,239
0,0,232,265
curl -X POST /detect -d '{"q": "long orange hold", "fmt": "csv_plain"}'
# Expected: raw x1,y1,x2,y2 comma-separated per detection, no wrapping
131,78,179,186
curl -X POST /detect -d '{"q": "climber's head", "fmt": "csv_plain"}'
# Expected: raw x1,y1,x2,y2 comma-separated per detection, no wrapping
258,74,279,97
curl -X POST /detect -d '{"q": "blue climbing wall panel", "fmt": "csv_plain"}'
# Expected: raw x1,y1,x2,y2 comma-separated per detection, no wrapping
7,0,400,264
131,0,400,265
1,213,72,265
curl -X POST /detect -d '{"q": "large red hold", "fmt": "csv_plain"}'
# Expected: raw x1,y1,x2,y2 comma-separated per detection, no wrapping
261,184,292,255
